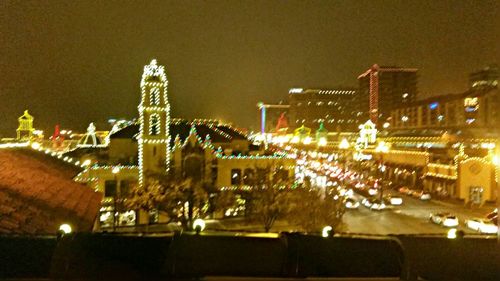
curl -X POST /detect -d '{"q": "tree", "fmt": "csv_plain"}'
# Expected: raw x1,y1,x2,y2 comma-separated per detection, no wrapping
288,187,346,233
126,175,238,229
248,182,295,232
246,163,295,232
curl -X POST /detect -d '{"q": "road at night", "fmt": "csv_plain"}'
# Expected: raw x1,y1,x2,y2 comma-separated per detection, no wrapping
343,191,493,235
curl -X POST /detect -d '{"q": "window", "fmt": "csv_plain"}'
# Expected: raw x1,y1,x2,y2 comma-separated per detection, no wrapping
153,146,157,156
243,168,255,185
120,180,130,197
149,114,161,135
150,87,160,105
104,180,117,197
231,169,242,185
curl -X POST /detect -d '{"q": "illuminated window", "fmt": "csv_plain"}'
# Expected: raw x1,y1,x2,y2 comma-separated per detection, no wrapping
231,169,242,185
466,118,475,124
149,114,161,135
150,87,160,105
243,168,255,185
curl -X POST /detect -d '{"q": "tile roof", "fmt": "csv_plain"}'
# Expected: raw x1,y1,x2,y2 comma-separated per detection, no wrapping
0,149,102,235
109,119,247,145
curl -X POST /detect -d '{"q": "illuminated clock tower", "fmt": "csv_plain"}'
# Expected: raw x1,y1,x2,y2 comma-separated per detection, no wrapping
138,59,171,185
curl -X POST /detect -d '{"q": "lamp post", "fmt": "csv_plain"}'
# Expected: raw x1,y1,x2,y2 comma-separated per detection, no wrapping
339,138,350,188
375,142,389,200
112,166,120,232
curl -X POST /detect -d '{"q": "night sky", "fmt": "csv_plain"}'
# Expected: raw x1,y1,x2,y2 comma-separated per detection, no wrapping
1,1,498,136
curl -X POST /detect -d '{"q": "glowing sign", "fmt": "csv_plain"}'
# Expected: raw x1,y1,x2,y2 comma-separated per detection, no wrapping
429,102,438,110
289,88,304,94
464,97,478,107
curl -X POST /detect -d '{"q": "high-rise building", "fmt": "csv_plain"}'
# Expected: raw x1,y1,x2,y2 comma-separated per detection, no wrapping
358,64,418,126
469,64,499,89
288,88,362,132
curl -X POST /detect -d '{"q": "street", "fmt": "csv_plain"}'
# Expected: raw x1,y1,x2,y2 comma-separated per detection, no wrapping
344,190,493,235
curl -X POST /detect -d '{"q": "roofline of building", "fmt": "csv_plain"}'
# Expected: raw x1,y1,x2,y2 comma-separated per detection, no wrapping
358,65,418,79
394,87,498,109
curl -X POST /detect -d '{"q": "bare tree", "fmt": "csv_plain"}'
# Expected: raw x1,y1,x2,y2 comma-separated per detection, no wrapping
288,187,346,233
248,182,295,232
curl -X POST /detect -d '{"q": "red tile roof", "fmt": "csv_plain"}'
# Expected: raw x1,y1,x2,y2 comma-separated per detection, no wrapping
0,149,102,235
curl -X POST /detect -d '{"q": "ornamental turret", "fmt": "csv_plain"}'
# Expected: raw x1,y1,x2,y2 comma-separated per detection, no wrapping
138,59,170,185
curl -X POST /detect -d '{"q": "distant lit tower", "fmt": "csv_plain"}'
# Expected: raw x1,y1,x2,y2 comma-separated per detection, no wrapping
138,59,170,185
358,64,417,125
16,110,34,141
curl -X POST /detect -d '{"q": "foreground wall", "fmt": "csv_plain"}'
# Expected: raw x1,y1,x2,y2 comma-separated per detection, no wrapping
0,233,498,281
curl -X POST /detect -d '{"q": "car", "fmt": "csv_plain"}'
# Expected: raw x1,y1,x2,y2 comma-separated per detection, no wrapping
345,197,360,209
369,199,387,211
430,213,459,227
384,195,403,206
485,208,498,220
466,218,498,234
399,187,410,194
411,190,422,198
420,192,432,200
361,198,373,208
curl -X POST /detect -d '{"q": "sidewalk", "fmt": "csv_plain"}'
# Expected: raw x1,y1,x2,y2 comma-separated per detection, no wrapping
431,197,496,215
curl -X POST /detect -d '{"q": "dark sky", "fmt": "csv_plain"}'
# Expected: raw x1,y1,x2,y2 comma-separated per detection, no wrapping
1,0,499,136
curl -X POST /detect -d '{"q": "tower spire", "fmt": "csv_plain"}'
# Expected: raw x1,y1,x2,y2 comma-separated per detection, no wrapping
138,59,171,186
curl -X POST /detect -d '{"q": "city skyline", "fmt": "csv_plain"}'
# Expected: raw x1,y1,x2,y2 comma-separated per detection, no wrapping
1,0,499,136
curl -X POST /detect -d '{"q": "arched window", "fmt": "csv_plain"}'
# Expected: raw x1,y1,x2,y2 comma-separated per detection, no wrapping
149,114,161,135
150,87,160,105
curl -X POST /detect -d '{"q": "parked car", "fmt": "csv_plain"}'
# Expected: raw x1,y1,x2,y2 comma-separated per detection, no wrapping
420,192,432,200
345,197,360,209
368,187,378,196
485,208,498,220
369,199,387,211
466,218,498,234
361,198,373,208
399,187,410,194
384,195,403,206
430,213,458,227
411,190,422,198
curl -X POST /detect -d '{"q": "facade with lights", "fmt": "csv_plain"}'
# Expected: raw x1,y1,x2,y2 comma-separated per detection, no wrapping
389,87,499,133
287,88,363,132
67,60,295,229
358,64,418,126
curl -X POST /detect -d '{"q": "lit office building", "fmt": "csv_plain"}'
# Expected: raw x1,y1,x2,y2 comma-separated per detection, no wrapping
358,64,418,125
287,88,362,132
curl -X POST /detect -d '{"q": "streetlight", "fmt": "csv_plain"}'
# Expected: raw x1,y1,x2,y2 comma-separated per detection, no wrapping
112,166,121,232
193,218,206,234
322,225,333,238
375,142,390,200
